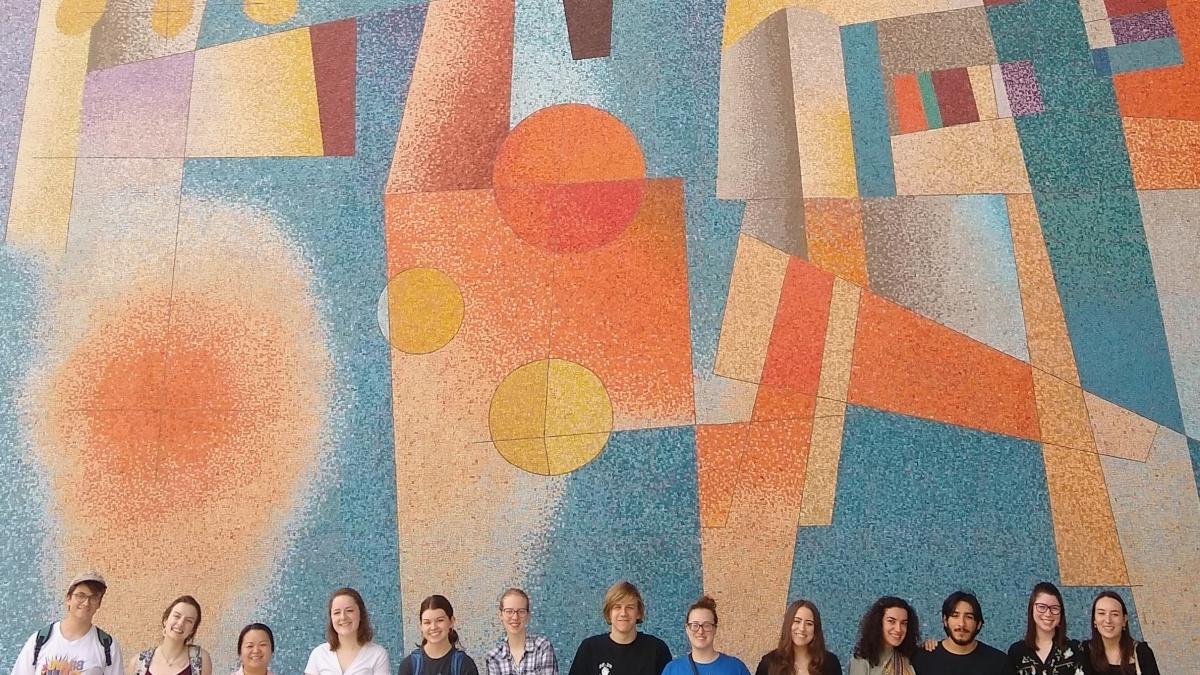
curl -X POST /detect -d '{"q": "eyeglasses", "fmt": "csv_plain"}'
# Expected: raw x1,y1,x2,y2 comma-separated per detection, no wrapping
1033,603,1062,616
501,608,530,618
686,622,716,633
70,592,100,606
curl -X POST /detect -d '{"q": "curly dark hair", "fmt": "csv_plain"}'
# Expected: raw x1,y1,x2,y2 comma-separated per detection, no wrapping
852,596,919,666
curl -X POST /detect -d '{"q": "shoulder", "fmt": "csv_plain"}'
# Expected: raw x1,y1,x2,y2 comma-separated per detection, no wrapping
308,644,336,660
364,643,390,660
715,654,750,674
661,657,688,675
643,635,670,651
484,642,505,662
1007,640,1028,658
822,652,841,670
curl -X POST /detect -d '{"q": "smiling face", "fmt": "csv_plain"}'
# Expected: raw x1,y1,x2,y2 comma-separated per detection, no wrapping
791,606,815,649
499,593,530,637
239,629,273,671
685,607,717,652
164,602,199,643
1032,592,1062,635
1093,597,1126,640
65,583,103,624
608,597,641,637
330,594,361,639
943,601,980,647
421,608,454,646
882,606,908,648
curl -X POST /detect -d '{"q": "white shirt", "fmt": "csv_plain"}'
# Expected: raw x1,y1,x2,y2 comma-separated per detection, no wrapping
10,624,124,675
304,643,391,675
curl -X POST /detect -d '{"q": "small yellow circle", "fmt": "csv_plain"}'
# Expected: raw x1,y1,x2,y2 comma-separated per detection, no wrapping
489,359,613,475
381,268,464,354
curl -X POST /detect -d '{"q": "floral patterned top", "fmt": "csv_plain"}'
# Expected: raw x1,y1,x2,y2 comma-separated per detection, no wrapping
1007,640,1085,675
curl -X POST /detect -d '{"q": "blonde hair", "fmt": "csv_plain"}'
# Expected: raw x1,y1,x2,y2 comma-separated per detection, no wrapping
499,588,531,612
602,581,644,625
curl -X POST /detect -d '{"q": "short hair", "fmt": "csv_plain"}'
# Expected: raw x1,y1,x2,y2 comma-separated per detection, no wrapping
327,588,374,650
686,595,718,625
236,623,275,655
67,581,107,599
853,596,919,665
419,594,461,647
1024,582,1067,649
602,581,645,625
940,591,984,635
161,596,203,645
499,588,531,612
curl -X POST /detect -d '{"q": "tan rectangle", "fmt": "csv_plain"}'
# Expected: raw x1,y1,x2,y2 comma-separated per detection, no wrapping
714,234,791,382
968,65,998,120
892,118,1031,195
798,397,847,526
1007,194,1080,383
1042,443,1128,585
1032,369,1096,452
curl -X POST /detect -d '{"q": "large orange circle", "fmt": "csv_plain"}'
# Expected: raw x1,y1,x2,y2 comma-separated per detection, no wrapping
493,104,647,253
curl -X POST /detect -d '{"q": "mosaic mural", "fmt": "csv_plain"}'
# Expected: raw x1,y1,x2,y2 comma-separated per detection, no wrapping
2,0,1199,673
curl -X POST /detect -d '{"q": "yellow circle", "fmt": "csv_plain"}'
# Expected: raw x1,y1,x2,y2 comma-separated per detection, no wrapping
383,268,464,354
489,359,613,475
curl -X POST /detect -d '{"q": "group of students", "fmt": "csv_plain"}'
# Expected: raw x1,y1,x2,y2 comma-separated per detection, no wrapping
11,572,1161,675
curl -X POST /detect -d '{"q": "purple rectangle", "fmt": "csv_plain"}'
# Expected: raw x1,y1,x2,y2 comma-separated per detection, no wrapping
79,52,195,158
1111,9,1176,45
0,2,41,236
1000,60,1045,117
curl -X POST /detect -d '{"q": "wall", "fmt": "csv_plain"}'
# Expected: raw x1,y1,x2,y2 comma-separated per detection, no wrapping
2,0,1198,673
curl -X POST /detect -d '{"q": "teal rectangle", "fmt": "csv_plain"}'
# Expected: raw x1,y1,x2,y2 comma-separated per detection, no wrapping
916,70,943,129
1103,36,1184,74
841,22,896,197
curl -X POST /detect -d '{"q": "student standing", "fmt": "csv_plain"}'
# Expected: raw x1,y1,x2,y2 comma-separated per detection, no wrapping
10,572,124,675
754,600,841,675
233,624,276,675
1082,592,1160,675
132,596,213,675
304,588,391,675
849,596,920,675
484,589,557,675
398,595,480,675
568,581,672,675
911,591,1012,675
1007,583,1084,675
661,596,750,675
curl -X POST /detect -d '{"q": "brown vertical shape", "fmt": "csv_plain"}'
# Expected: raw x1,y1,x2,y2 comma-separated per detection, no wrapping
562,0,613,59
931,67,980,126
310,18,358,157
386,0,515,194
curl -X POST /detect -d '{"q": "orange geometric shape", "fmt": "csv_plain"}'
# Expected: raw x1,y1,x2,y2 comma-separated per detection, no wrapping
893,72,928,134
493,104,647,253
57,0,108,34
1124,117,1200,189
696,423,749,528
752,383,817,422
244,0,297,25
803,198,870,287
1085,392,1159,461
1114,2,1200,121
549,179,694,429
1042,443,1129,586
1007,194,1081,384
715,235,791,383
760,258,835,395
151,0,193,38
1033,369,1098,452
848,291,1040,440
387,0,515,193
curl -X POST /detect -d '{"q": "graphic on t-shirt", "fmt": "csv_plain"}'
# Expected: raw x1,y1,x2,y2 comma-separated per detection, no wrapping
42,656,85,675
599,662,612,675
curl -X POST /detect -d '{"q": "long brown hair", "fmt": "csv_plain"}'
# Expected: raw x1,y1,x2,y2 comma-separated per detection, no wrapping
419,594,461,648
1088,592,1136,675
766,600,826,675
1024,582,1067,649
161,596,203,645
326,588,374,650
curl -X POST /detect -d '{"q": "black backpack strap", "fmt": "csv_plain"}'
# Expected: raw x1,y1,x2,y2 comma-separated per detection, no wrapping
32,624,56,666
96,629,114,667
687,655,700,675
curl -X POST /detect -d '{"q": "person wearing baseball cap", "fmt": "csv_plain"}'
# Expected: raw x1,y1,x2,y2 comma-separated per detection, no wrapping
9,572,123,675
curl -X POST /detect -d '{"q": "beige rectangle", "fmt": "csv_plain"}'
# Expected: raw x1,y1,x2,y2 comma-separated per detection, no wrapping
968,65,998,120
798,398,847,526
892,118,1031,195
714,234,790,382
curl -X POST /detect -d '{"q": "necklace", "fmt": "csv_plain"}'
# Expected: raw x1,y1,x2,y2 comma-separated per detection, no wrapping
160,646,189,669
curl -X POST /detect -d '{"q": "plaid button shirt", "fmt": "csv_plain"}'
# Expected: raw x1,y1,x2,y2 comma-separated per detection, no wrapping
484,635,558,675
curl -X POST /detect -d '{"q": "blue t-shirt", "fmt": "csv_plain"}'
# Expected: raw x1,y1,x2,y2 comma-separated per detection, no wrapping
662,653,750,675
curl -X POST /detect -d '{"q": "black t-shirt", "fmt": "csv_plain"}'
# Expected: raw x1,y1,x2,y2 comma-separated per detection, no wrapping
567,633,672,675
399,648,481,675
1083,641,1161,675
913,641,1014,675
753,651,842,675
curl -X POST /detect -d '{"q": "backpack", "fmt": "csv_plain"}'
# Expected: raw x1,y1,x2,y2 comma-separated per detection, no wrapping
409,648,464,675
32,623,114,667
